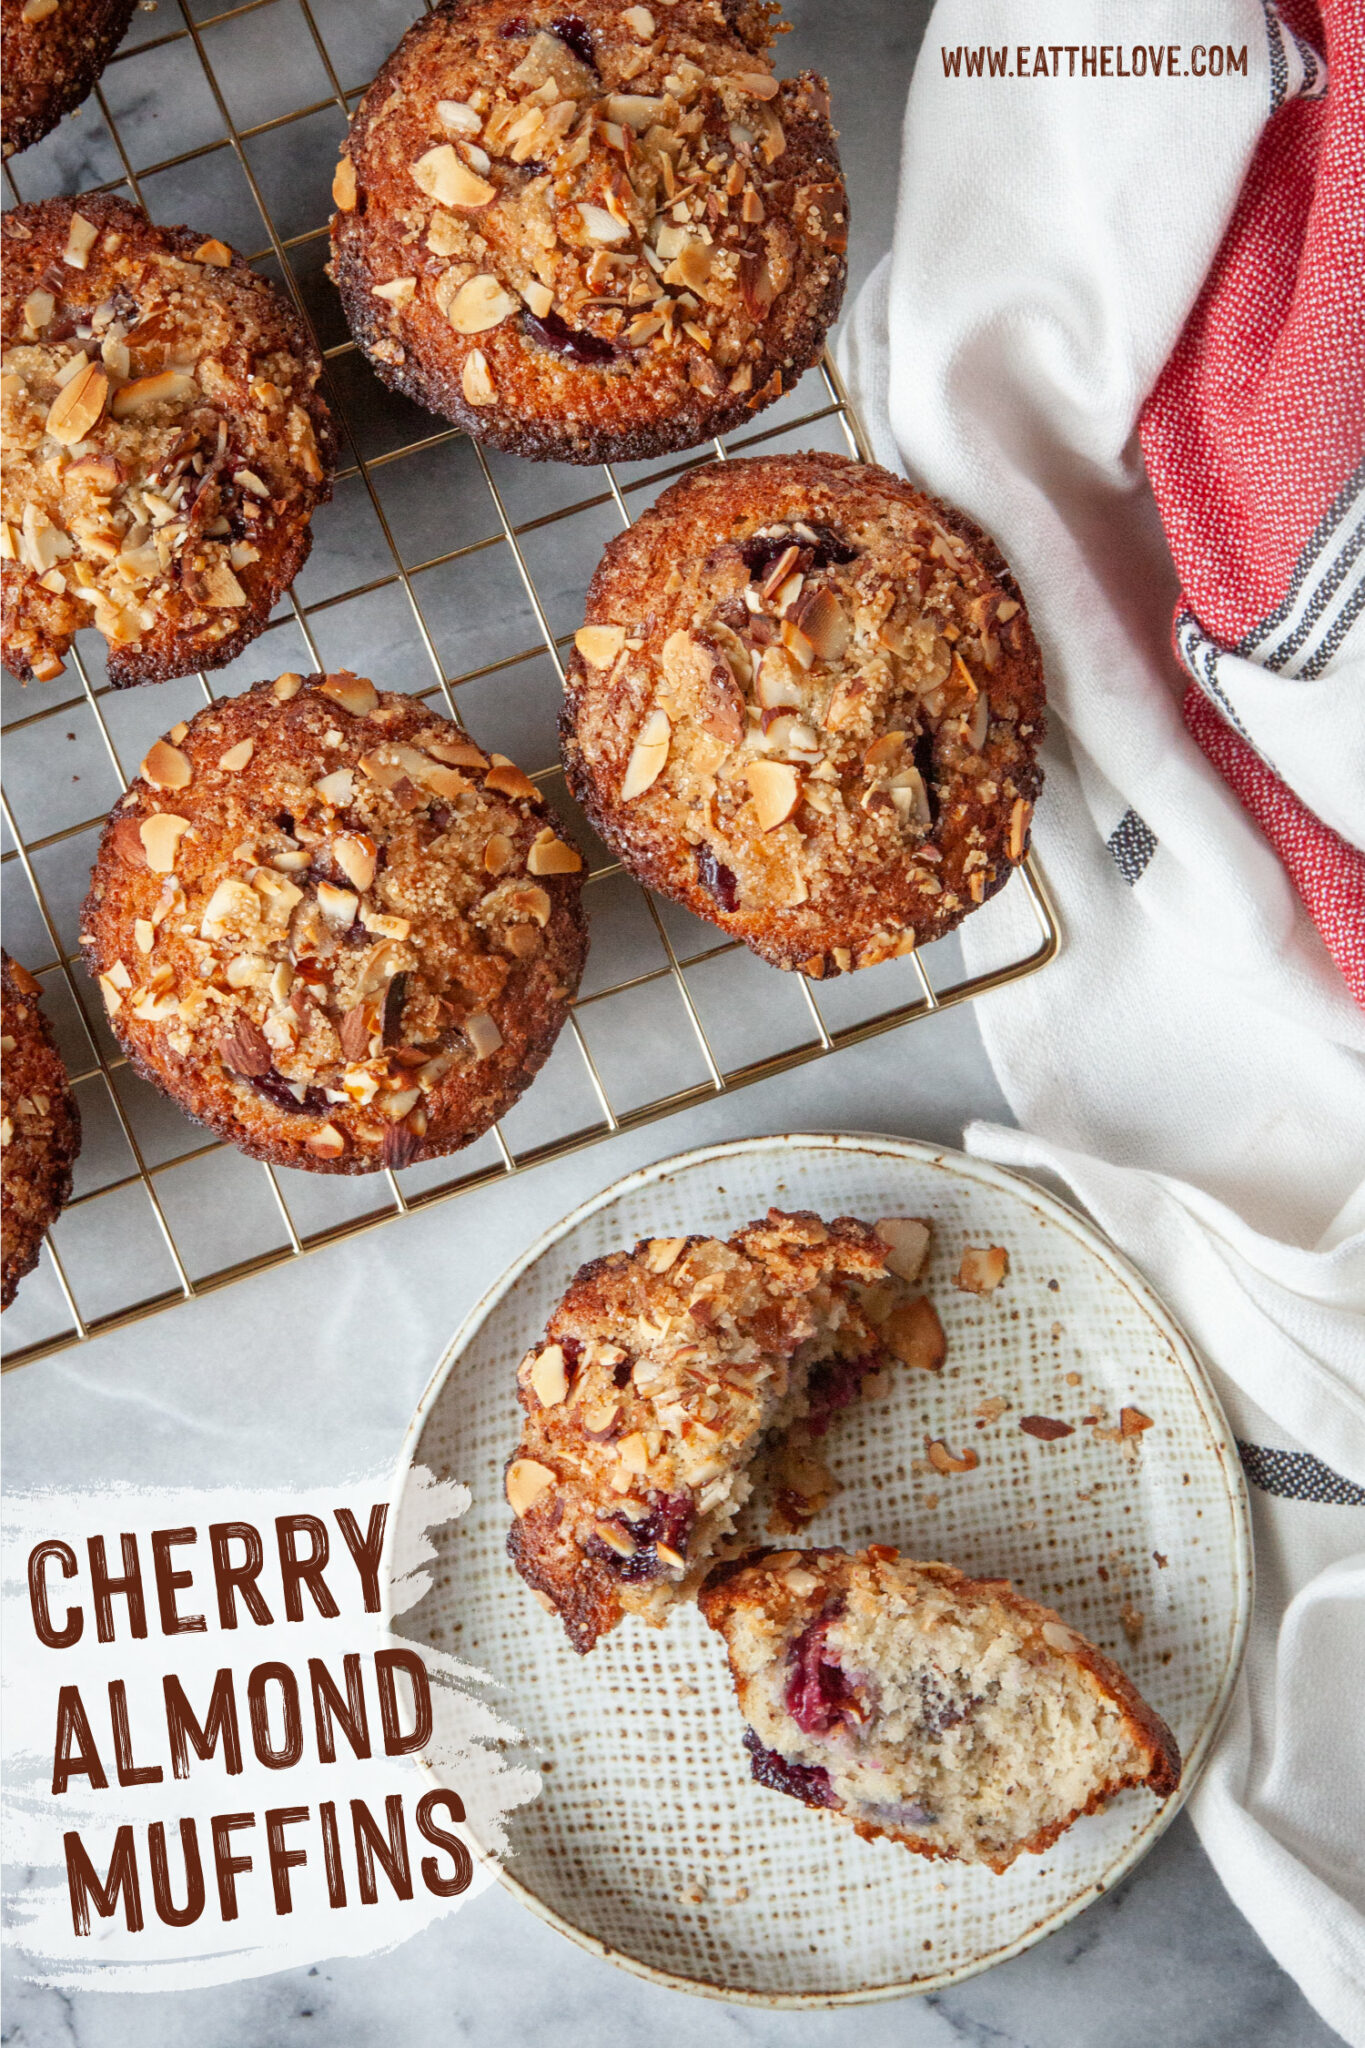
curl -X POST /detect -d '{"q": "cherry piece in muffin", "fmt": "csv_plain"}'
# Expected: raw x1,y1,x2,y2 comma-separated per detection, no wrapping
330,0,846,463
561,451,1045,976
700,1545,1181,1871
80,672,587,1173
2,196,335,688
2,953,81,1310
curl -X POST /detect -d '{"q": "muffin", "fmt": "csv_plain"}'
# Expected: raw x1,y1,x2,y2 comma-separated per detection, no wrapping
2,196,335,688
506,1208,900,1652
330,0,846,463
2,0,136,159
2,953,81,1309
699,1545,1181,1871
79,671,588,1172
561,452,1045,976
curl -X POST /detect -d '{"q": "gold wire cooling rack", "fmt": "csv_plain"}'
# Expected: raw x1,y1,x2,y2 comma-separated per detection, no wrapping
0,0,1059,1369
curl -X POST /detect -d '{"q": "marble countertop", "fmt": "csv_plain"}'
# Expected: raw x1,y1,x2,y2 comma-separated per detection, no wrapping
0,1,1342,2042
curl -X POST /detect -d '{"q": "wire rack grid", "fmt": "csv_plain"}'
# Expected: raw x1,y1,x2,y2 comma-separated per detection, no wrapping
0,0,1059,1369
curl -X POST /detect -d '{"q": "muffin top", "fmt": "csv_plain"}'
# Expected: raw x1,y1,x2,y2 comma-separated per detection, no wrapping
1,0,136,158
330,0,845,462
1,196,335,686
1,953,81,1310
561,452,1046,975
80,672,588,1172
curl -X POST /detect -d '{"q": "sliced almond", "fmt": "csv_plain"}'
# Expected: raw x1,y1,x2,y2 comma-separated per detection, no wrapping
956,1244,1009,1295
621,708,670,799
134,919,155,955
465,1010,503,1058
1008,797,1032,862
507,1458,556,1516
332,155,357,211
448,274,518,334
412,145,495,209
594,1521,638,1558
875,1215,932,1285
62,214,99,269
925,1436,978,1476
306,1124,346,1159
577,202,630,244
45,361,109,446
644,1236,686,1273
218,738,255,772
373,276,417,307
331,834,376,891
273,671,304,701
200,876,259,938
193,238,232,267
462,349,496,407
314,767,355,807
745,757,799,830
318,672,378,716
526,829,581,876
617,1431,649,1474
574,623,626,667
621,4,655,32
484,758,537,800
529,1344,569,1407
483,833,516,876
140,813,191,873
317,881,358,929
1041,1620,1080,1653
141,738,191,790
110,371,198,419
425,737,486,768
793,586,851,663
436,99,482,135
884,1295,946,1373
522,279,554,318
504,882,551,927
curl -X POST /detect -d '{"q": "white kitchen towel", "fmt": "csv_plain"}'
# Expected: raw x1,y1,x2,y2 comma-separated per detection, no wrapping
840,3,1365,2039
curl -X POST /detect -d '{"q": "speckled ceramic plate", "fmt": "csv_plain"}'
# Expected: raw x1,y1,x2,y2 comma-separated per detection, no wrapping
386,1134,1252,2005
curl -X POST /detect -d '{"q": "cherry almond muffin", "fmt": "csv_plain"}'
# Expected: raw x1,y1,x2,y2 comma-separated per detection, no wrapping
506,1208,902,1652
80,673,588,1172
2,954,81,1309
2,0,136,159
2,197,335,687
330,0,846,463
561,452,1045,976
700,1546,1181,1871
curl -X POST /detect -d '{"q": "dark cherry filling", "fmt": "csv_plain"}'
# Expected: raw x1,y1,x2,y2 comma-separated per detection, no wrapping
696,845,739,911
803,1347,883,1438
743,1727,837,1808
584,1489,693,1581
738,524,859,583
251,1069,331,1116
523,308,618,365
498,14,597,69
912,728,939,824
784,1609,865,1736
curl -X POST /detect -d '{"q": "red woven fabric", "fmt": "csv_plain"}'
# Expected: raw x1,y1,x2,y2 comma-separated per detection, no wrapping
1139,0,1365,1006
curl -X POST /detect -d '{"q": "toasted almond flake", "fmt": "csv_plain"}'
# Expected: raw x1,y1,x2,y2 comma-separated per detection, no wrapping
193,238,232,267
134,918,155,955
373,276,417,307
448,273,518,333
507,1458,556,1516
957,1244,1009,1294
465,1009,503,1058
63,214,99,269
621,3,654,31
1120,1406,1155,1438
884,1295,946,1373
784,1567,821,1597
732,68,780,98
622,708,670,799
22,287,54,336
925,1436,978,1476
200,876,258,938
484,758,537,800
435,98,482,134
273,671,304,701
1008,797,1032,862
412,144,495,209
98,974,123,1014
218,738,254,772
529,1344,569,1407
1041,1619,1080,1653
314,767,355,807
110,370,198,418
462,349,496,406
360,908,412,940
332,155,357,211
574,623,626,667
523,279,554,318
425,737,486,768
306,1124,346,1158
745,757,800,830
140,812,190,873
332,834,376,891
106,958,133,990
482,833,516,876
644,1236,687,1274
593,1520,637,1557
578,202,630,244
319,672,379,716
617,1431,649,1473
317,881,359,929
526,829,581,876
505,883,551,928
141,738,191,790
875,1215,932,1284
45,360,110,446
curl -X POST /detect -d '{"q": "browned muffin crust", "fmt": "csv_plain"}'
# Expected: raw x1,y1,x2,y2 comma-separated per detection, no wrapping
2,953,81,1309
329,0,846,464
2,0,135,158
80,672,588,1174
700,1546,1181,1871
561,451,1045,975
506,1208,895,1651
2,196,336,688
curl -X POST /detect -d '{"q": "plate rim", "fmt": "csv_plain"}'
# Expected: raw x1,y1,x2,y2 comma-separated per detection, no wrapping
381,1130,1254,2008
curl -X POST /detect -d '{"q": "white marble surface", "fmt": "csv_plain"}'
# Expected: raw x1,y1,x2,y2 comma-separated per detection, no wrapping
0,0,1343,2040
